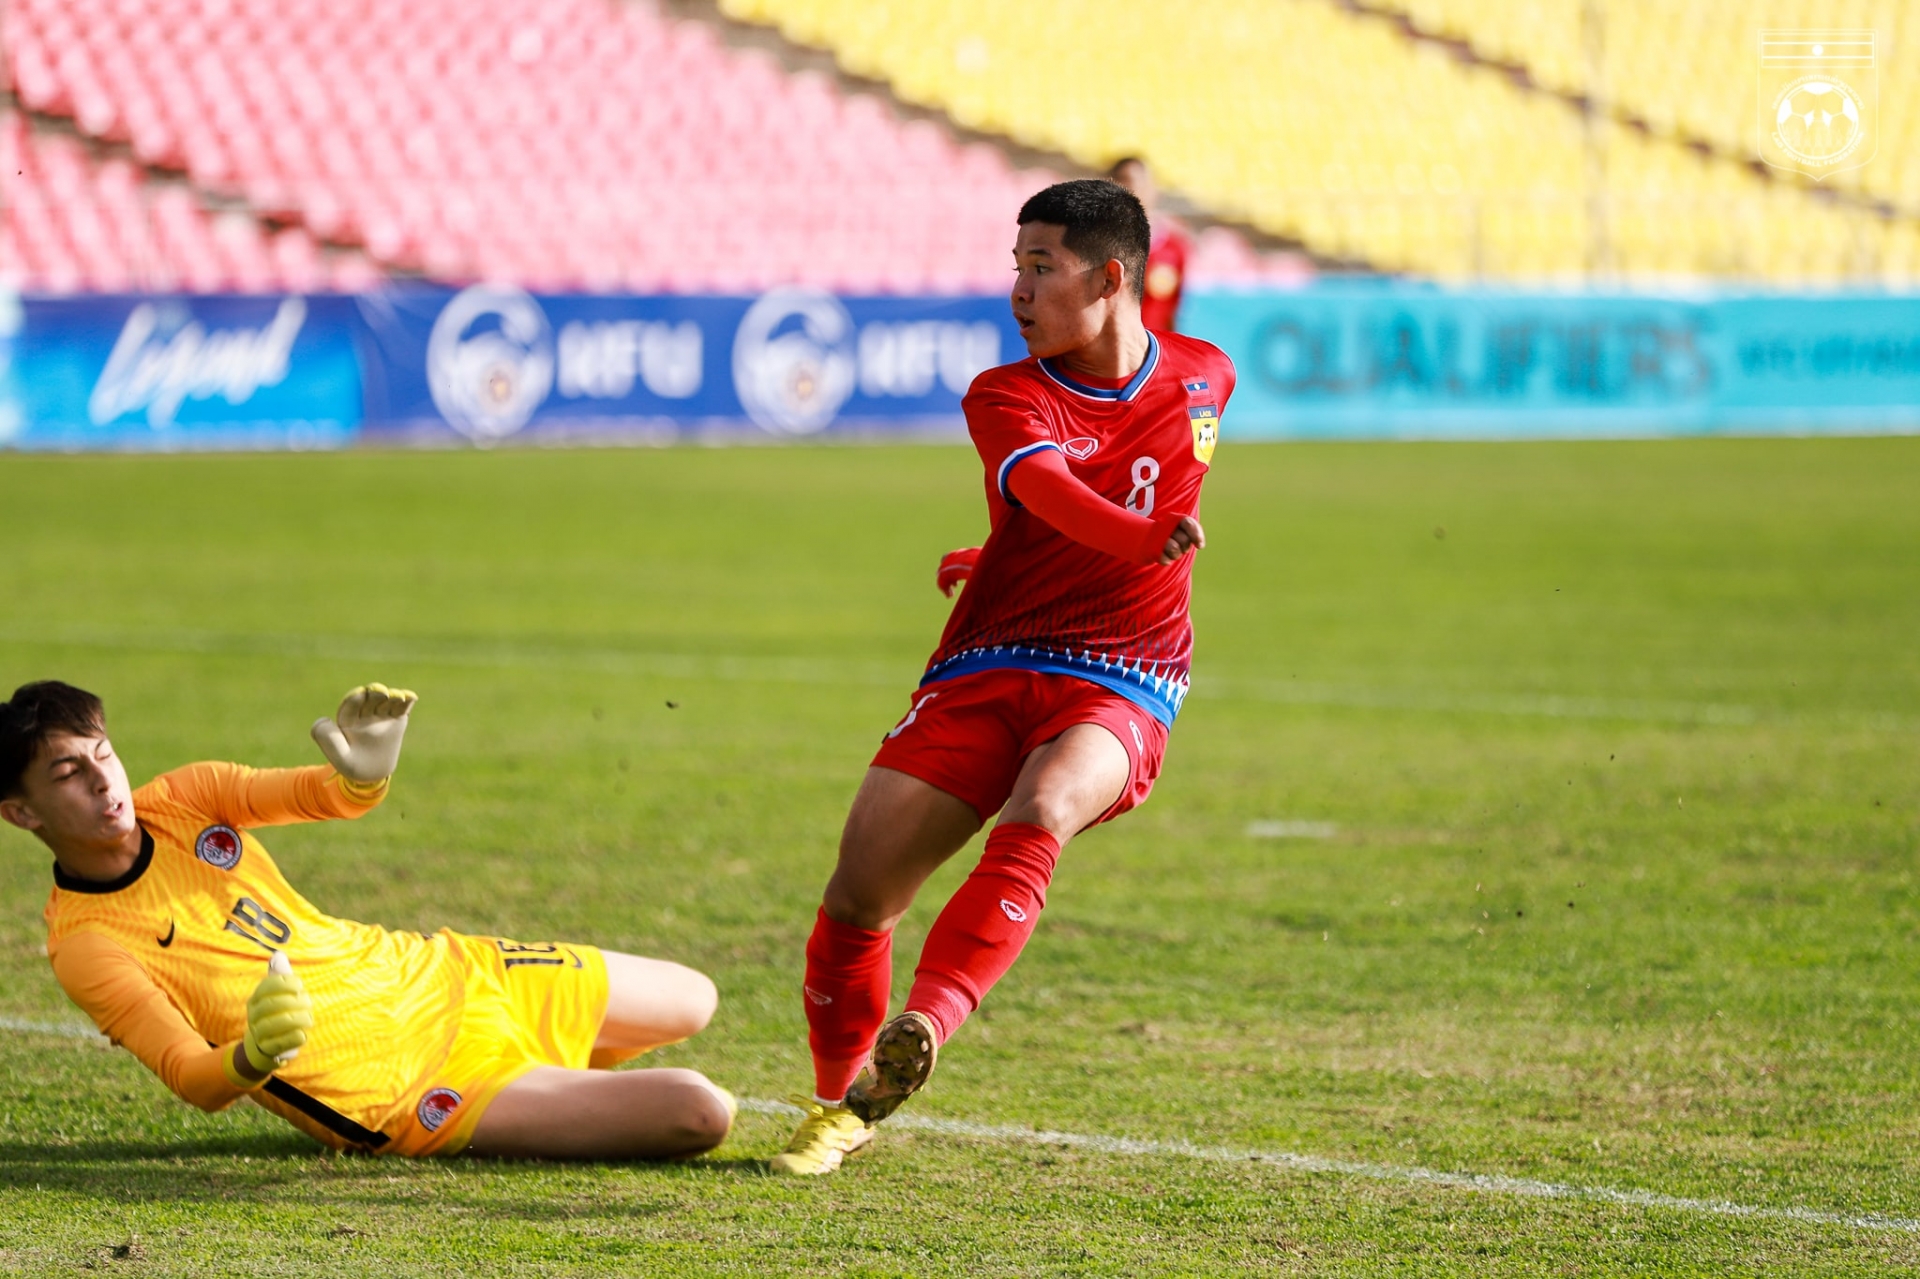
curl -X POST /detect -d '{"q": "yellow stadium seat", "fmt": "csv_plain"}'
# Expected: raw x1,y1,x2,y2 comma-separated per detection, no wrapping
723,0,1917,285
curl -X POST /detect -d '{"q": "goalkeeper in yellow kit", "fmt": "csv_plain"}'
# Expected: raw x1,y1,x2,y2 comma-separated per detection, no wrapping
0,680,734,1159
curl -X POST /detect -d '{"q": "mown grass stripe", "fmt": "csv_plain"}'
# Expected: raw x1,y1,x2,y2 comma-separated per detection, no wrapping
8,626,1910,730
738,1097,1920,1233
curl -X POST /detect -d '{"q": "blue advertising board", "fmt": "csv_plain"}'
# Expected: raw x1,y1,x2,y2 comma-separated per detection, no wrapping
354,286,1015,444
2,283,1915,448
1183,287,1920,438
0,292,363,451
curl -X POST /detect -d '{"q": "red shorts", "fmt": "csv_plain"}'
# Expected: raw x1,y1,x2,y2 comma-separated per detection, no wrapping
870,668,1171,826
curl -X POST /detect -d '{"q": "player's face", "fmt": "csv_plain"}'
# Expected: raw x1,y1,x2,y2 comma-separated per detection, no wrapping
0,731,137,852
1010,222,1115,359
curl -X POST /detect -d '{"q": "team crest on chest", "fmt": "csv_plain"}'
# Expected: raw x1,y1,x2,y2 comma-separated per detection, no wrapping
1062,436,1099,460
194,825,243,871
1188,404,1219,464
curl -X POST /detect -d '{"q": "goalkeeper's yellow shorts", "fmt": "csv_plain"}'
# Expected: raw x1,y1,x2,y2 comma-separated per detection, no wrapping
387,933,609,1158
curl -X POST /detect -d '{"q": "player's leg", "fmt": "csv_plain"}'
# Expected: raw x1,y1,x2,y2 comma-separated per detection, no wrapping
908,721,1130,1031
849,722,1134,1122
588,950,719,1067
996,720,1135,836
825,765,985,931
806,765,981,1101
771,766,982,1175
466,1064,733,1160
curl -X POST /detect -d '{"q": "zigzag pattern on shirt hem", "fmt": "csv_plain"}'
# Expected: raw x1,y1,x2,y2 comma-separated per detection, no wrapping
920,644,1189,726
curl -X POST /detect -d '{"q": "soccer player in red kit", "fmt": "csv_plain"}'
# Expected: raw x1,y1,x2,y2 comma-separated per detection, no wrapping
1111,157,1189,333
771,179,1234,1175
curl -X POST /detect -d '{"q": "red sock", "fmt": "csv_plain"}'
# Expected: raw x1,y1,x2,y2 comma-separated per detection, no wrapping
803,906,892,1103
906,822,1062,1042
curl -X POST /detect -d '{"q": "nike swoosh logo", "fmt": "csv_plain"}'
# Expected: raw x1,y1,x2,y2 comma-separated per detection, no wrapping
157,920,175,948
569,950,584,969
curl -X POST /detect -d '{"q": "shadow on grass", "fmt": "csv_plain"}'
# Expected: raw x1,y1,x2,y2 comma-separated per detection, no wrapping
0,1138,777,1208
0,1132,317,1165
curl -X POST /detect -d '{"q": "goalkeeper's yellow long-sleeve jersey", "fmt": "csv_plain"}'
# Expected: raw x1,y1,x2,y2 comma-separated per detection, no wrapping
44,762,465,1149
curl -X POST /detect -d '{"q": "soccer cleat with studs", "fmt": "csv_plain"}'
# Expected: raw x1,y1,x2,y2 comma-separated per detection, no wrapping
845,1010,939,1124
767,1096,874,1176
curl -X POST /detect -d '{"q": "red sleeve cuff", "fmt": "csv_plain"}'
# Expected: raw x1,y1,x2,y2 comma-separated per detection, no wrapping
1131,512,1183,566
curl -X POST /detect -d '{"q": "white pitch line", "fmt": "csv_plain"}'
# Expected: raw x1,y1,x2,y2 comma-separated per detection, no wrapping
738,1097,1919,1233
8,625,1912,730
0,1017,1904,1232
0,1016,106,1042
1246,819,1339,839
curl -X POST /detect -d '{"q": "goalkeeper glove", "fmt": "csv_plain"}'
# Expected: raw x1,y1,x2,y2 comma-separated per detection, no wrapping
311,683,417,783
237,951,312,1080
937,547,980,597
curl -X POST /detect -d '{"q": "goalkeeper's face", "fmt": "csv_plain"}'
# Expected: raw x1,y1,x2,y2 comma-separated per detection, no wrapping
1,731,137,854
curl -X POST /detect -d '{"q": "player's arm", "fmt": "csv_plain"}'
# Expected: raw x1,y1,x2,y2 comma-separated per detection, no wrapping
157,684,416,828
964,377,1200,568
936,547,981,596
1007,449,1203,567
49,934,311,1111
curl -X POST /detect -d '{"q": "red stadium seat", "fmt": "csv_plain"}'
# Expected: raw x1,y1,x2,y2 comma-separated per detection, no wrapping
2,107,385,294
5,0,1298,294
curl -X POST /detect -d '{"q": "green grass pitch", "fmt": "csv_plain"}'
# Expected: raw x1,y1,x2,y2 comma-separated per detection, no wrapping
1,438,1917,1276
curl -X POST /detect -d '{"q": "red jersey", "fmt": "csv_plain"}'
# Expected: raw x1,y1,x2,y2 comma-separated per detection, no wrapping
923,330,1235,726
1141,223,1190,333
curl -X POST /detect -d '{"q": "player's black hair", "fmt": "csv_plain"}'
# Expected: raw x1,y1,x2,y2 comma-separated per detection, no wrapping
1018,179,1151,302
0,681,106,800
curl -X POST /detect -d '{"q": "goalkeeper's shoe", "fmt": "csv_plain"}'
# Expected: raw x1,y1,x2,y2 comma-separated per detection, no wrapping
767,1097,874,1176
845,1010,939,1125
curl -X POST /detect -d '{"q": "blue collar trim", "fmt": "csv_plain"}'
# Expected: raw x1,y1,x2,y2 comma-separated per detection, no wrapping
1038,333,1160,403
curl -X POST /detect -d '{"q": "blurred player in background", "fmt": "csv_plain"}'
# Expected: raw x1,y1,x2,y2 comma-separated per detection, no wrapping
2,680,733,1160
1109,157,1188,332
772,179,1234,1174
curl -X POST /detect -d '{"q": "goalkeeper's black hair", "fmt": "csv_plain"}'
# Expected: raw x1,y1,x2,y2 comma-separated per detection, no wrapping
0,681,106,800
1018,179,1151,302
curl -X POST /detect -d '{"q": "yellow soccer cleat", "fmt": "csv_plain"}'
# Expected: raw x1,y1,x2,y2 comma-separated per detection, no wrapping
845,1010,939,1124
767,1096,874,1176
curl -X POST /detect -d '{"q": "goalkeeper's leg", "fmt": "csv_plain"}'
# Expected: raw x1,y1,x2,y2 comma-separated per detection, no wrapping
588,951,719,1067
467,1065,733,1159
466,949,728,1159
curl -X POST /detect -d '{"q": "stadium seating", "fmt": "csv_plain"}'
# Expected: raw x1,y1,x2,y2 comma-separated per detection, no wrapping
1374,0,1920,213
718,0,1920,285
2,113,385,293
1,0,1293,295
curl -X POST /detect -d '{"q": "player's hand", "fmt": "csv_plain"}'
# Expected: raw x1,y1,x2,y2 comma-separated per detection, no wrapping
1158,516,1205,565
937,547,981,597
241,951,312,1076
311,683,416,782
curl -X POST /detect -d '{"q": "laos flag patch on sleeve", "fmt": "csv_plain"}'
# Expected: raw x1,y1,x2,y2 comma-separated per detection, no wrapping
1189,405,1219,464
